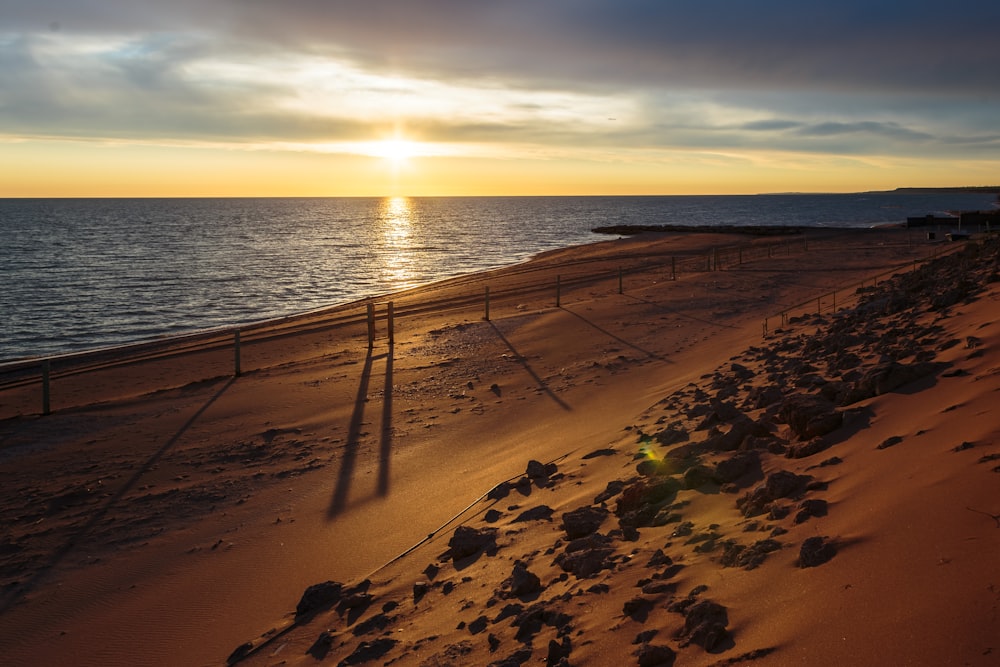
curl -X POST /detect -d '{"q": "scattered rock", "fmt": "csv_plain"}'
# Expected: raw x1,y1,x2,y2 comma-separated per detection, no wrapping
561,506,609,539
786,437,831,459
636,642,676,666
513,505,555,523
714,450,760,483
798,536,837,567
448,526,498,560
307,630,334,659
777,394,843,441
795,499,828,524
876,435,904,450
506,561,542,598
623,596,655,619
226,642,254,665
339,638,398,666
720,539,781,570
295,581,343,617
677,599,730,651
764,470,810,500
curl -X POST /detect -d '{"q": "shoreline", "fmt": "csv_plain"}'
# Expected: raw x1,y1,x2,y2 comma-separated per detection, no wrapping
1,228,995,666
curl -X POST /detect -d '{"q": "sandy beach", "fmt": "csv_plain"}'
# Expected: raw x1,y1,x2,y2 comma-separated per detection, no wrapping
1,228,998,666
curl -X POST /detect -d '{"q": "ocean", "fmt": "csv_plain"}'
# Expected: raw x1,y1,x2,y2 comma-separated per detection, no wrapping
1,192,995,362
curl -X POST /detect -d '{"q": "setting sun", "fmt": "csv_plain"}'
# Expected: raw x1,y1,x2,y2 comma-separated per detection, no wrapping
371,138,418,164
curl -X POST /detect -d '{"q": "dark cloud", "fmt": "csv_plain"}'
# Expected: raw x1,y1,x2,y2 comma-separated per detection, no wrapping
2,0,998,159
6,1,1000,92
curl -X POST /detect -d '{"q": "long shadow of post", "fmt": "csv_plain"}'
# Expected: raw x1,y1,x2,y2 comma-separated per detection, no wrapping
328,346,395,518
328,350,374,518
560,306,667,362
0,376,236,614
378,346,393,497
488,322,571,412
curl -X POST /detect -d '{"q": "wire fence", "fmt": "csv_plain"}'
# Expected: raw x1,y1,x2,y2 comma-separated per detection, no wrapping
760,242,960,337
0,232,962,418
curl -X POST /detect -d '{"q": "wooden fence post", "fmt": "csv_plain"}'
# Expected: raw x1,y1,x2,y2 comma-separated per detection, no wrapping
387,302,395,346
234,330,242,377
42,358,51,416
671,256,676,280
367,301,376,347
556,275,561,308
484,287,491,321
618,268,623,294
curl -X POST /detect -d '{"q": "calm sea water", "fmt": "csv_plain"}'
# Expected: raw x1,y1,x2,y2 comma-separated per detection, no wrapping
1,193,995,361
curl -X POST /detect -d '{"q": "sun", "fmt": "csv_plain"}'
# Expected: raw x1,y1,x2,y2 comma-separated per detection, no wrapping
372,138,418,164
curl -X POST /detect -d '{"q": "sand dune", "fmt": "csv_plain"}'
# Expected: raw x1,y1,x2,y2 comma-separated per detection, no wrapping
1,229,997,666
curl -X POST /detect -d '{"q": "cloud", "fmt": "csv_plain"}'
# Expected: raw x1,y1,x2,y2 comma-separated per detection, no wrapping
1,0,998,165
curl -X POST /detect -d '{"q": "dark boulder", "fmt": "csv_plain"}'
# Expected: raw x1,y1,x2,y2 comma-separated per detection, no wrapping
798,536,837,567
561,506,609,539
714,450,760,483
678,599,730,651
777,394,842,441
295,581,343,616
636,643,676,667
448,526,498,560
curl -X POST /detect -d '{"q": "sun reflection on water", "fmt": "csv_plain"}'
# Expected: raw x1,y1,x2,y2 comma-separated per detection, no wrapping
379,196,419,290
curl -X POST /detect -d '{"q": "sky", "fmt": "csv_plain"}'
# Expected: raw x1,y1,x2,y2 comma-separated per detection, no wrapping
1,1,998,197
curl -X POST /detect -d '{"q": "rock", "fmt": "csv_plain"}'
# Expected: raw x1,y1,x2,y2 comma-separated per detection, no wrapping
678,599,730,651
339,638,398,665
295,581,343,616
843,361,944,405
764,470,810,500
683,465,715,489
636,643,676,667
646,549,673,568
489,648,533,667
703,415,769,452
413,581,429,602
485,509,503,523
512,604,573,643
720,539,781,570
526,459,557,481
448,526,498,560
594,480,627,504
546,636,572,665
714,450,760,483
795,498,828,524
513,505,554,523
615,478,682,516
307,630,334,659
561,506,609,539
777,394,842,441
877,435,904,450
555,545,615,578
468,615,488,635
507,561,542,597
748,384,784,410
623,596,654,619
798,536,837,567
226,642,254,665
653,426,689,446
786,437,831,459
